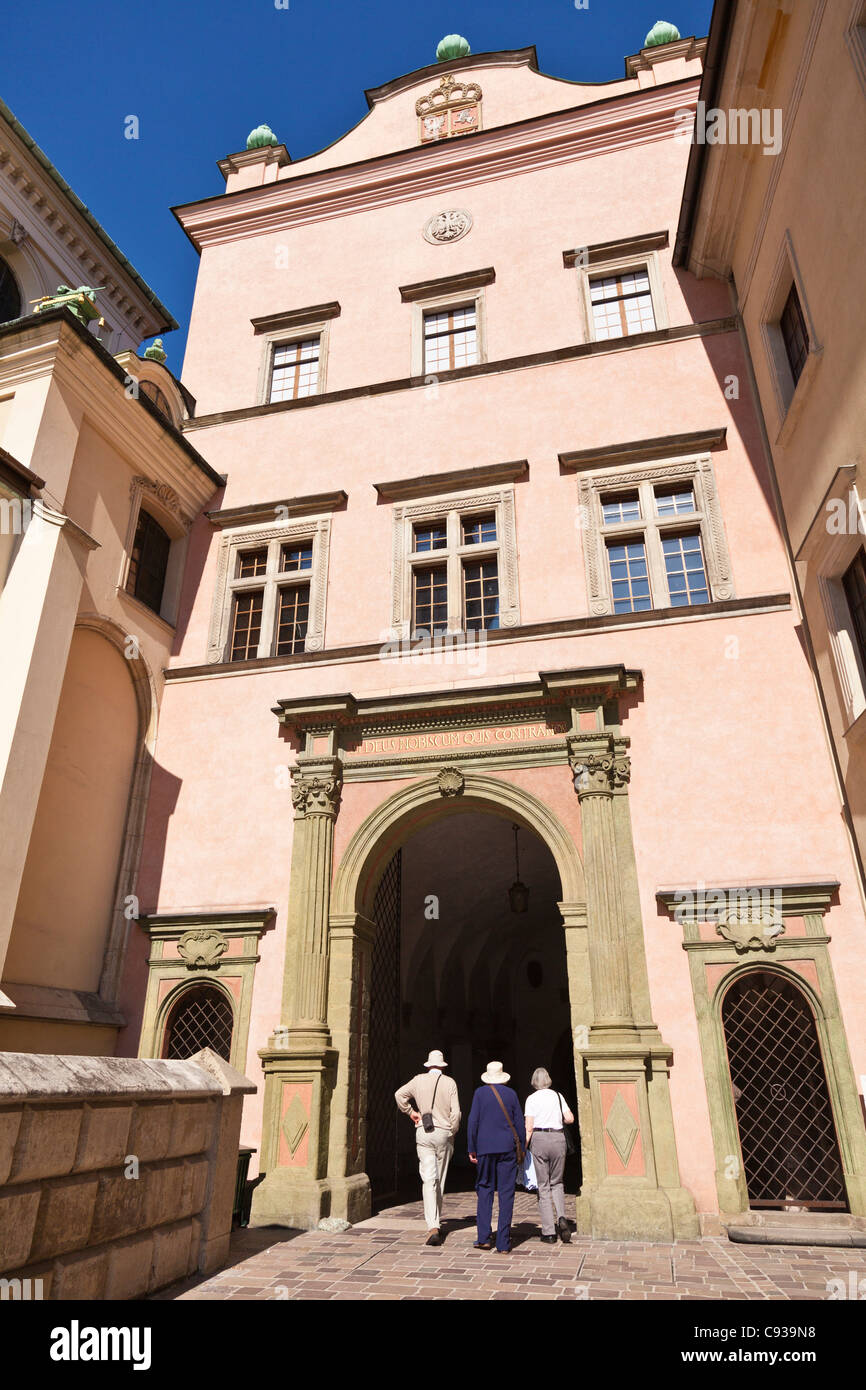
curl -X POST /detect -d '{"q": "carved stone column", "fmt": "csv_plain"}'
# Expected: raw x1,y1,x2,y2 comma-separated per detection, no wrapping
568,732,699,1241
281,767,342,1044
570,746,633,1031
250,760,343,1230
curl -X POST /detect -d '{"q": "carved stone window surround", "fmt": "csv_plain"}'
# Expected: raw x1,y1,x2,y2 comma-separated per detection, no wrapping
138,908,274,1072
577,453,734,616
389,484,519,638
119,475,192,628
208,515,332,662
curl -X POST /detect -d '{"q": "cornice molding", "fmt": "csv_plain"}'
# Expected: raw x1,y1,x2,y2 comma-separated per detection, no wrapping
559,427,727,472
364,47,541,107
218,145,292,181
562,229,669,268
374,459,526,501
251,301,341,335
173,77,701,252
207,489,347,529
657,881,839,919
399,267,495,303
163,590,792,684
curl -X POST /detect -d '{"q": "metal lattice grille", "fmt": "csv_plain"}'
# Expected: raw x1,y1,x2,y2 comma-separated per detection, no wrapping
165,986,234,1062
723,971,846,1209
366,849,402,1200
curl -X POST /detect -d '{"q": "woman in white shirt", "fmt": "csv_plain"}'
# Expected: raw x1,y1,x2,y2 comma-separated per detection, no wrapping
524,1067,574,1244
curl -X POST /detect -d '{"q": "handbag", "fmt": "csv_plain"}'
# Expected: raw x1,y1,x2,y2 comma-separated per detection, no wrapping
421,1072,442,1133
557,1090,576,1155
488,1084,525,1164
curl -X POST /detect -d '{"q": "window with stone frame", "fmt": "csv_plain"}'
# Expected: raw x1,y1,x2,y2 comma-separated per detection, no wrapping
269,336,321,402
578,457,733,617
422,304,478,373
589,268,657,340
390,488,519,639
208,519,331,663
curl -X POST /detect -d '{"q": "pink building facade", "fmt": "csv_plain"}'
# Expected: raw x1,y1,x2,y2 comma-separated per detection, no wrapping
119,33,866,1239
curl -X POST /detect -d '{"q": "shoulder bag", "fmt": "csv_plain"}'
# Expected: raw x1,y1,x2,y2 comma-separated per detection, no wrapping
488,1085,525,1164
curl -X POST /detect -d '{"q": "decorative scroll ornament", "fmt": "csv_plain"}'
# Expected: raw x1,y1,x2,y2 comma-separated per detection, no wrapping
569,750,631,798
417,73,482,143
423,209,473,245
177,928,229,970
716,910,785,953
437,767,465,797
291,771,342,817
130,475,193,531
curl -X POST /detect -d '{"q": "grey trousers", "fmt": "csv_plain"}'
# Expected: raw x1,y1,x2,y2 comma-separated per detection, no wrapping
531,1131,567,1235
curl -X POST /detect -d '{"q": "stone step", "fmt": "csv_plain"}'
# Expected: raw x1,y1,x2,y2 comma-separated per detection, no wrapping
727,1224,866,1248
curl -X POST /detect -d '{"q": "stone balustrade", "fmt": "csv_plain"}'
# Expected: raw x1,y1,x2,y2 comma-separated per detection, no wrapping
0,1047,254,1300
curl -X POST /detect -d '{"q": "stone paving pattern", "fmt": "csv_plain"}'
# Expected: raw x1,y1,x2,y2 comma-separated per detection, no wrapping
155,1193,866,1301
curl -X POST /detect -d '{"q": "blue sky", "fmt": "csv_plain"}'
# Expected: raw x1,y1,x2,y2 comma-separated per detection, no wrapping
3,0,713,367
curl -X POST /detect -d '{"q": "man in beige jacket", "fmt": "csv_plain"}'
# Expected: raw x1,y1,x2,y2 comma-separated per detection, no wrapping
395,1049,461,1245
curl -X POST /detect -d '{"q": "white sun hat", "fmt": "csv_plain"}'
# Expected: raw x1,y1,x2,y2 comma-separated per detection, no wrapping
481,1060,511,1084
424,1049,448,1068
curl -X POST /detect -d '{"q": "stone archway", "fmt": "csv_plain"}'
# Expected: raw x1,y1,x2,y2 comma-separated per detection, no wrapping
250,743,699,1239
327,774,589,1219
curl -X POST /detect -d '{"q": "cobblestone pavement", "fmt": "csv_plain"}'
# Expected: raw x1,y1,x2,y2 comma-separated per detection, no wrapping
157,1193,866,1301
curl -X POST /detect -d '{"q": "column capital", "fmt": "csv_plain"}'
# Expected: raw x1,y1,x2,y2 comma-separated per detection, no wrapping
291,761,343,818
568,734,630,799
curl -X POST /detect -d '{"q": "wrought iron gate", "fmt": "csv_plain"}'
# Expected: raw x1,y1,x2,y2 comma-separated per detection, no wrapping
366,849,402,1202
723,971,847,1209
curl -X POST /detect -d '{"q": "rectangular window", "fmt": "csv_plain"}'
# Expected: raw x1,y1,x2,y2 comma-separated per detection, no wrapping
779,283,809,386
654,485,696,517
423,305,478,373
280,542,313,572
275,583,310,655
607,540,652,613
462,513,497,545
662,531,710,607
126,509,171,614
463,557,499,629
269,337,321,403
590,269,656,340
843,550,866,671
237,547,268,578
413,564,448,634
230,590,264,661
601,491,641,525
413,522,447,553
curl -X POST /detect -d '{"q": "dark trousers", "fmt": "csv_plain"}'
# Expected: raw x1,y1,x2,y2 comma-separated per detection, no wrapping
475,1150,518,1251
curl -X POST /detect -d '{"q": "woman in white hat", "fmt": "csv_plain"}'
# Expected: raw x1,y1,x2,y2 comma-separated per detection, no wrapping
467,1061,526,1254
524,1067,574,1244
395,1049,461,1245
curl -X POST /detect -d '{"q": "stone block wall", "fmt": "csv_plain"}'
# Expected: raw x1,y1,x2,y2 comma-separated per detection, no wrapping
0,1047,254,1299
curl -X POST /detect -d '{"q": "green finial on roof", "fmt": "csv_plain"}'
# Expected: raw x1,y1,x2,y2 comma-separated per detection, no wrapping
436,34,471,63
645,20,681,47
246,123,278,150
144,337,167,364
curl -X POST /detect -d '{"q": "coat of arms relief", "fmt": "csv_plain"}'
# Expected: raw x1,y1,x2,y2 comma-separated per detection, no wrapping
417,73,483,144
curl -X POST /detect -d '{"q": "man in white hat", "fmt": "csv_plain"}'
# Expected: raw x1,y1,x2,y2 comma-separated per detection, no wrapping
467,1061,526,1254
395,1049,461,1245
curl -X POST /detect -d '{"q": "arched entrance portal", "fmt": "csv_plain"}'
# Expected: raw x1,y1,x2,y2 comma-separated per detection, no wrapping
722,971,847,1210
365,812,579,1205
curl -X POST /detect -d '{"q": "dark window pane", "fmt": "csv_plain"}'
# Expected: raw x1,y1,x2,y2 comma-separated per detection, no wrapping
780,283,809,385
463,558,499,630
280,543,313,571
229,590,263,661
843,551,866,671
413,564,448,634
237,547,268,578
413,522,447,553
125,509,171,614
275,584,310,655
462,513,497,545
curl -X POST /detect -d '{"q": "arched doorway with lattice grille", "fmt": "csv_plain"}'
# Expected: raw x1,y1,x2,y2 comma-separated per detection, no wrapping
722,970,847,1211
162,983,235,1062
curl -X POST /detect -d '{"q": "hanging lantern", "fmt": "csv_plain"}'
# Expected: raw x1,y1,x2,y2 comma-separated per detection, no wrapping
508,823,529,914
